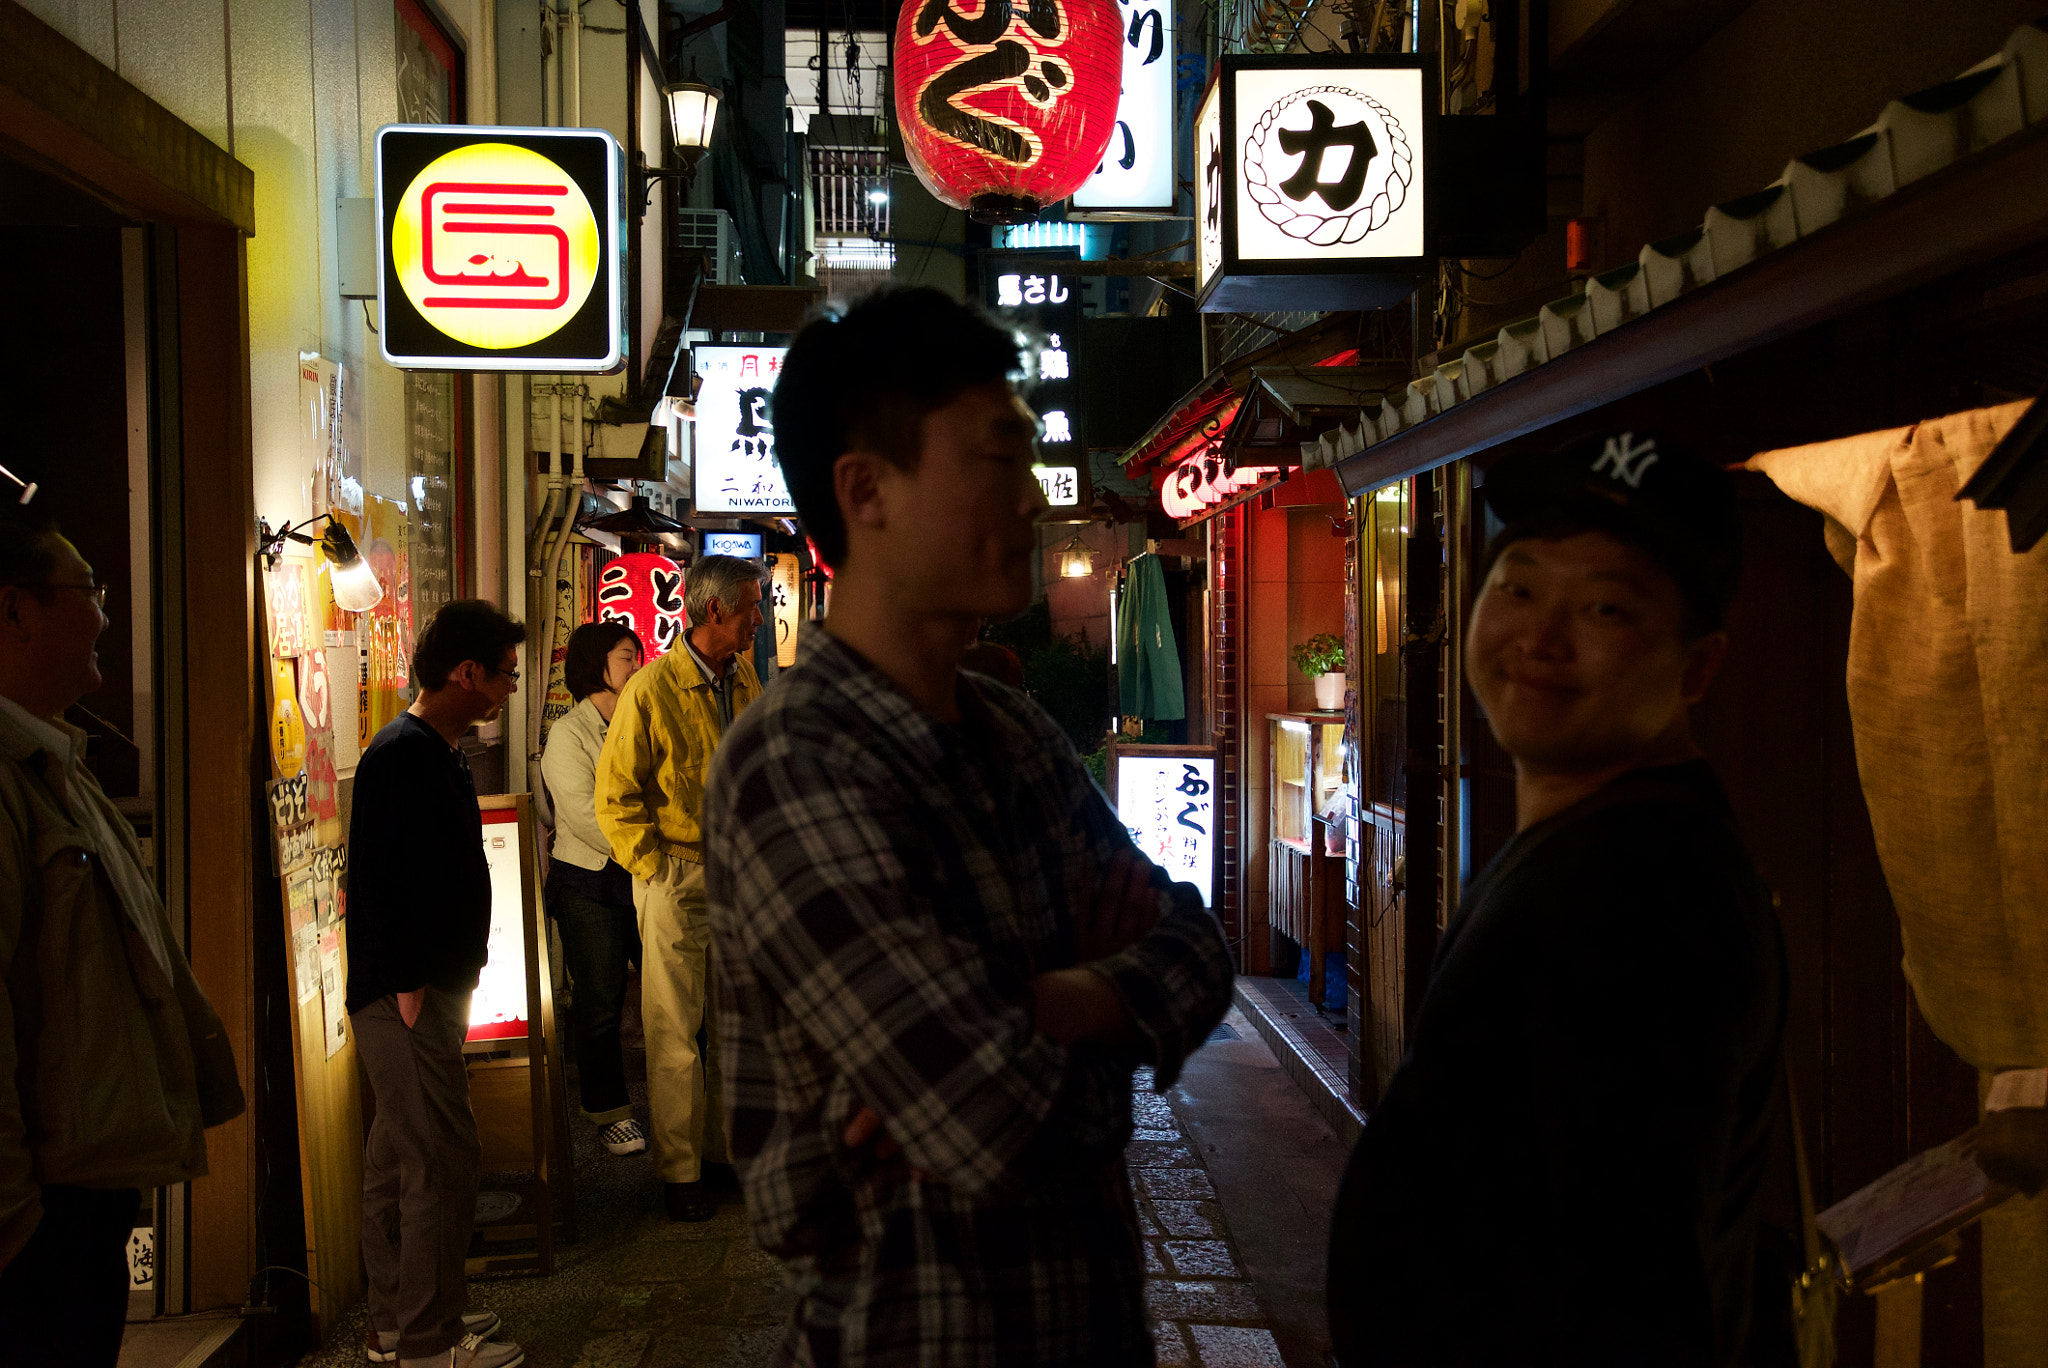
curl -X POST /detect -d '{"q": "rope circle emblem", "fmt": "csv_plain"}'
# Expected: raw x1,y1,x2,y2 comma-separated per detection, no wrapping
1242,85,1413,246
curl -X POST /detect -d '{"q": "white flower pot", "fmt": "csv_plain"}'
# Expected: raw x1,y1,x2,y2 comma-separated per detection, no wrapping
1314,671,1345,711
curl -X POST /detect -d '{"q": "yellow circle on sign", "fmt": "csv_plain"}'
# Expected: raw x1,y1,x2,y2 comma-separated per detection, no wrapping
390,142,602,350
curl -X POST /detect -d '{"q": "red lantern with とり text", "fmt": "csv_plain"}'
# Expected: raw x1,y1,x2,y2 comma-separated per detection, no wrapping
595,552,686,657
894,0,1125,224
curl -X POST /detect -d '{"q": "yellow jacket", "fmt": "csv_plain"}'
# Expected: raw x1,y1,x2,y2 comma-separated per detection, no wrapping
596,643,762,880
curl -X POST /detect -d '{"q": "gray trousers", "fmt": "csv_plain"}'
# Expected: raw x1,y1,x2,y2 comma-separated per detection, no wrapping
354,987,479,1358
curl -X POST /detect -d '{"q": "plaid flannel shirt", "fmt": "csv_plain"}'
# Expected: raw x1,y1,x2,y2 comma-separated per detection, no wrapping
703,631,1234,1368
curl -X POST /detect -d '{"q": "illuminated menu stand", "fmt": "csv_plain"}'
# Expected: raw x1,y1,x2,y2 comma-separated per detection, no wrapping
1267,712,1348,1012
1106,741,1220,910
462,794,576,1275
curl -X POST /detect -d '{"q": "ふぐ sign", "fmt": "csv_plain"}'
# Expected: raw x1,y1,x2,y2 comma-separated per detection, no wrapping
376,124,623,371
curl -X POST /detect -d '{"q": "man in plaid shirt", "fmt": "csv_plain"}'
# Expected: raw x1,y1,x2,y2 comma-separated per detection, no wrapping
703,287,1234,1367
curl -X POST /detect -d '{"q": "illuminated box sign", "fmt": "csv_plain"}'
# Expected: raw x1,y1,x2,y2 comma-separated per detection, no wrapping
469,806,528,1040
693,347,795,516
702,531,764,559
1072,0,1176,218
1116,752,1216,907
1035,465,1084,508
983,248,1085,471
1199,56,1432,314
376,124,623,372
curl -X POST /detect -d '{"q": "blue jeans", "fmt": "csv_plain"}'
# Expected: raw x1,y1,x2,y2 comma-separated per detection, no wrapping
548,862,641,1122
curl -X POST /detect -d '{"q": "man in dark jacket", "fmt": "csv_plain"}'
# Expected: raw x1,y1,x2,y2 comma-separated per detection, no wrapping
1329,433,1787,1368
347,600,526,1368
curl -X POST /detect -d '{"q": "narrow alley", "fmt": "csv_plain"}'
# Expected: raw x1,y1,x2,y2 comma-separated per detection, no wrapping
291,1003,1348,1368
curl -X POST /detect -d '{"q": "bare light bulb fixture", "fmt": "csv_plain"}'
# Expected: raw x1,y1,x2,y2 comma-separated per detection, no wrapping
1057,535,1095,579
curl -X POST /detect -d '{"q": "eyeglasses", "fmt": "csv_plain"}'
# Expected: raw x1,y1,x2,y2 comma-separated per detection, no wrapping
487,665,521,684
17,582,108,609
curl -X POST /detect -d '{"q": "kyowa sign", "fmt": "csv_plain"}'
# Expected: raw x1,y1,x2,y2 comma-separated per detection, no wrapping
692,346,795,516
1200,55,1431,314
376,124,623,371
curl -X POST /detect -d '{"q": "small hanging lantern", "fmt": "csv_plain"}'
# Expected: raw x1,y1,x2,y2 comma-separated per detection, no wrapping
893,0,1125,225
1058,534,1096,578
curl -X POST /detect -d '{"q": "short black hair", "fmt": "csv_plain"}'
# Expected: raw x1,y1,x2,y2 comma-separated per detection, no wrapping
0,502,66,591
563,620,642,702
770,286,1022,568
412,599,526,691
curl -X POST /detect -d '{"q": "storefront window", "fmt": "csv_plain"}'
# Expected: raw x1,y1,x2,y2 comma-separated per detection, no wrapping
1362,481,1408,811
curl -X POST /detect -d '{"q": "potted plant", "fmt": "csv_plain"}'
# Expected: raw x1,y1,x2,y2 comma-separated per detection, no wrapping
1291,632,1347,710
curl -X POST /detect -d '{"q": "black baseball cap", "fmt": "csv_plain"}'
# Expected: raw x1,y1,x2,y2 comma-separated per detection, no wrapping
1481,430,1742,632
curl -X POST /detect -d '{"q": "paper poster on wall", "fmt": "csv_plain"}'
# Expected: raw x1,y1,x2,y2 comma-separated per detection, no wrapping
265,560,311,659
538,543,581,755
319,930,347,1060
292,925,320,1006
469,805,530,1041
1115,752,1217,907
270,659,308,780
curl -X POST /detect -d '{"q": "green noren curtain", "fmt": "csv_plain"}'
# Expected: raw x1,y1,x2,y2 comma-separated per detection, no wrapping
1117,554,1184,721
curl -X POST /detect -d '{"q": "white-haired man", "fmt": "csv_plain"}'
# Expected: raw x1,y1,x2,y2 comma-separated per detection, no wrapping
596,555,765,1220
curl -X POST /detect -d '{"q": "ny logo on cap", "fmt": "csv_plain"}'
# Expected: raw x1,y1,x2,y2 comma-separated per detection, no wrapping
1591,432,1660,488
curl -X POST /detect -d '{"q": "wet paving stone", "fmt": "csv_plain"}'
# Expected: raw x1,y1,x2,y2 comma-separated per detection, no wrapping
1140,1167,1219,1201
1126,1140,1199,1167
1149,1199,1223,1239
1187,1323,1288,1366
1162,1239,1242,1279
1145,1278,1265,1324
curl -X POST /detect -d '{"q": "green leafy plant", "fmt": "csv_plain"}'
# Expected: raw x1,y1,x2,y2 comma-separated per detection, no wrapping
1291,632,1346,677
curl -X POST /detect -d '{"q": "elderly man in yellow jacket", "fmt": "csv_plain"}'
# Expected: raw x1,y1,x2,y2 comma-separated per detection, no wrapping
596,554,764,1221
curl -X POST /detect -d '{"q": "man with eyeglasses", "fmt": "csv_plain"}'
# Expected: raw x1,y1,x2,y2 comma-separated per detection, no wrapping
346,598,529,1368
0,506,244,1367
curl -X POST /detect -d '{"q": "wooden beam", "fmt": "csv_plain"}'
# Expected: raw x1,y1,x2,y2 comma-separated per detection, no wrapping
691,282,828,335
1334,119,2048,495
0,0,254,233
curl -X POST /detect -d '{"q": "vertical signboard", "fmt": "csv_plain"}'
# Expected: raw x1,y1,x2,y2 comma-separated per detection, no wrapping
468,805,529,1040
1115,750,1217,907
375,124,623,371
1194,73,1224,295
983,248,1085,471
692,346,795,516
1072,0,1176,217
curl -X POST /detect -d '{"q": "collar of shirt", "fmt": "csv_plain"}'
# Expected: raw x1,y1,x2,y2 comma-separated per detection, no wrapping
0,692,82,771
681,632,735,695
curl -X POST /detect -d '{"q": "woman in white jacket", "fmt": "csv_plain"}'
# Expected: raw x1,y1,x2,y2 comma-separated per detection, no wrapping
541,622,646,1154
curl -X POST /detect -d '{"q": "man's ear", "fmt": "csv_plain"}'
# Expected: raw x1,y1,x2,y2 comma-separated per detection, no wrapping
834,449,890,534
0,586,32,644
1681,630,1729,704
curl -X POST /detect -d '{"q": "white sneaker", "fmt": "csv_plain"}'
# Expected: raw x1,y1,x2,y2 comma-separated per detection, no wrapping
398,1331,523,1368
599,1117,648,1155
369,1313,502,1363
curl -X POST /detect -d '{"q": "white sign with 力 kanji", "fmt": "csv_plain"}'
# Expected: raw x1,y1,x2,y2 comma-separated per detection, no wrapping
1201,55,1429,314
1116,753,1216,908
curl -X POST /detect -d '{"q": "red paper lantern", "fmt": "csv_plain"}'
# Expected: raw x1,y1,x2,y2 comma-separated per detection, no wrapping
595,552,686,657
894,0,1125,224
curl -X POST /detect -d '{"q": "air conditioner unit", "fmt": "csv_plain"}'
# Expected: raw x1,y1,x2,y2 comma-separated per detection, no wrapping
674,208,742,285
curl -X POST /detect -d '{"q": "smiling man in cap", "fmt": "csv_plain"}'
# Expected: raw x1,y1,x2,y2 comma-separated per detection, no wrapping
1328,432,1789,1367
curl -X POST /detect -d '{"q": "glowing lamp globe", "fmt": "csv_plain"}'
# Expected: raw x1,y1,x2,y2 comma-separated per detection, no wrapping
894,0,1124,225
